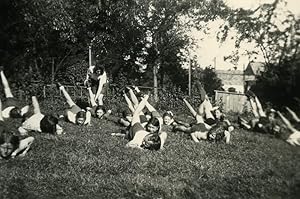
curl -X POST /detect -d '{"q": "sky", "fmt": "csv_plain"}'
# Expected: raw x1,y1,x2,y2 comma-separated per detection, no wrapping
190,0,300,70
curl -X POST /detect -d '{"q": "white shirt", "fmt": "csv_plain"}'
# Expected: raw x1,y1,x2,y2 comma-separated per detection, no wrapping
126,130,149,148
2,107,14,118
21,113,44,132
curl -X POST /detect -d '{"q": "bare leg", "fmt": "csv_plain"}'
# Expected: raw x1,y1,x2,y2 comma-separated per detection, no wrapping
202,99,215,120
183,98,198,118
123,92,135,113
128,87,139,109
32,96,41,114
249,98,259,118
286,107,300,122
0,70,13,98
159,132,168,149
97,94,104,106
254,96,266,117
87,87,97,107
59,86,76,107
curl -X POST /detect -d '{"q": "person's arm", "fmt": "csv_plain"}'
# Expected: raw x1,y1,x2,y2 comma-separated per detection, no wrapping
84,111,92,126
191,132,200,143
145,101,163,127
32,96,41,114
11,136,34,158
224,130,231,144
20,105,30,116
159,131,167,149
286,107,300,122
94,73,107,100
277,111,297,132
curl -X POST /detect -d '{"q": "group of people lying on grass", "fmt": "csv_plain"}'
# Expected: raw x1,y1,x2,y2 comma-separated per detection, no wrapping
1,64,300,160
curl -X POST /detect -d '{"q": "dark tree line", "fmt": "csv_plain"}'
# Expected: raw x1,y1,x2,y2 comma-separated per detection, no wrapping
1,0,299,106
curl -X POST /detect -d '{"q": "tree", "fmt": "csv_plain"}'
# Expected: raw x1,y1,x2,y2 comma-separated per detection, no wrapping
192,67,222,96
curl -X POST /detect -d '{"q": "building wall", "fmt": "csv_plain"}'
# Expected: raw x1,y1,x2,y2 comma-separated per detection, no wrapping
216,70,245,93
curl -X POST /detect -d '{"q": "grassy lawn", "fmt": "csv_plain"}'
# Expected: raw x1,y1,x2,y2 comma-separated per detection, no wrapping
0,99,300,199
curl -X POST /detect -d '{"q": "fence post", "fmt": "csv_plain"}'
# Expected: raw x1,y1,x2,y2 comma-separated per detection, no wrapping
43,85,46,98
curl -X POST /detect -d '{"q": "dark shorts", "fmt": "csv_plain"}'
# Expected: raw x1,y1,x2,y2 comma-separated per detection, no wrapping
205,118,216,126
253,116,271,133
91,82,108,95
2,97,19,110
207,125,225,142
100,82,108,94
127,123,144,141
140,115,148,124
190,123,208,133
90,106,97,117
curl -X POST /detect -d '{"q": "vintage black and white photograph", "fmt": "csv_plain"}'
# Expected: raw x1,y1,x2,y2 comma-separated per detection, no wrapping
0,0,299,198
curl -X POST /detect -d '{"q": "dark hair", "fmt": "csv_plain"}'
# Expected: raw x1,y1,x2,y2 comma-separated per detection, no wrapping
212,109,224,121
94,65,105,75
76,111,86,124
146,117,160,132
9,107,22,118
163,111,174,119
40,115,59,134
141,134,161,151
0,130,19,159
207,125,226,142
122,109,131,118
95,105,106,115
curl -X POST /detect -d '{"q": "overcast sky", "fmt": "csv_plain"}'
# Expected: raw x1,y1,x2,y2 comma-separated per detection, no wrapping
190,0,300,70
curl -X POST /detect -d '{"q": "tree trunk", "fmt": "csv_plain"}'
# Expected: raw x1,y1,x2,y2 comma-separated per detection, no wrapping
153,64,158,102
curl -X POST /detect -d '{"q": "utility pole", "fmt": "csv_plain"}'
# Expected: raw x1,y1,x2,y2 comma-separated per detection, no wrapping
213,57,216,69
153,63,158,102
188,58,192,96
89,45,92,67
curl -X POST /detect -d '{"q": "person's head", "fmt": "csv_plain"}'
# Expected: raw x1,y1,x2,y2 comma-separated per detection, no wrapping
146,117,160,133
9,107,22,118
0,131,19,159
207,125,226,142
95,105,106,118
267,109,276,122
163,111,174,125
76,111,87,125
141,133,161,151
40,115,63,135
122,109,132,121
213,109,224,121
94,65,105,76
272,124,281,134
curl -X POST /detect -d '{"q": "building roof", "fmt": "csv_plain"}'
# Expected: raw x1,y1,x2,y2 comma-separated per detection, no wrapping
216,69,244,86
216,69,245,93
244,62,265,76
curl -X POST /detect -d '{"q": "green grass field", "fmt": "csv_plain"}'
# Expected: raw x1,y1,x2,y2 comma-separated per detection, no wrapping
0,99,300,199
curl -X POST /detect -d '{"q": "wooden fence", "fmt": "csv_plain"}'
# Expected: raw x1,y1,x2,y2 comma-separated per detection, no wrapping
214,90,248,113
